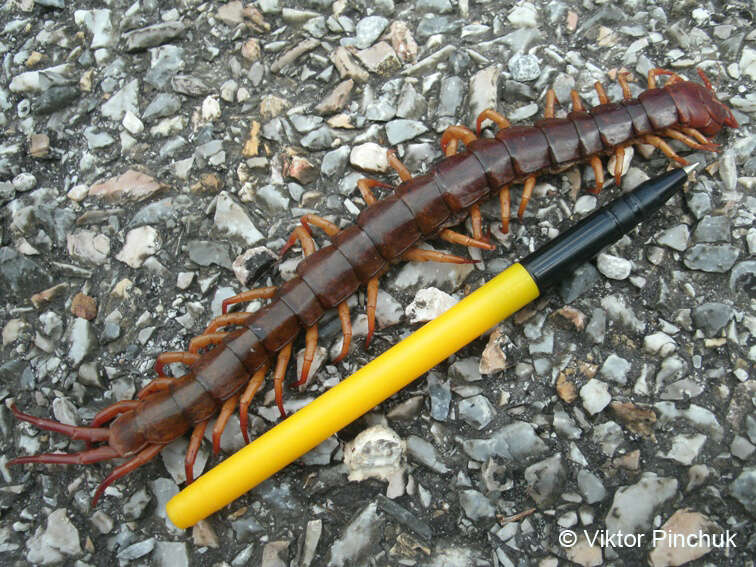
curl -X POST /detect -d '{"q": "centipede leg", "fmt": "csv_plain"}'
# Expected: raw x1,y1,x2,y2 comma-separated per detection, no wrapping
570,90,585,112
440,125,477,154
679,126,718,147
358,178,393,205
440,228,496,250
613,145,626,187
154,352,200,376
543,89,556,118
222,287,277,314
301,214,340,237
643,134,689,166
594,81,609,104
281,225,316,257
588,156,605,194
188,333,227,354
240,363,268,443
518,176,537,218
274,343,293,418
8,404,110,443
618,72,633,100
138,377,175,399
297,325,319,386
499,185,511,233
647,68,684,88
475,109,510,134
212,394,239,455
387,150,412,181
92,444,163,506
204,312,252,334
185,420,208,484
663,128,719,152
469,204,484,240
333,301,352,364
365,277,379,348
403,248,476,264
91,400,140,427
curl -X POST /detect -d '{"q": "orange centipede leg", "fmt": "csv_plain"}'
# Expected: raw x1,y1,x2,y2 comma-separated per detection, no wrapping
387,150,412,182
499,185,511,233
476,109,510,134
644,134,689,166
91,400,140,427
588,156,605,194
188,333,227,354
301,214,340,237
618,72,633,100
543,89,556,119
332,301,352,363
403,248,476,264
358,178,393,205
440,125,477,154
204,312,251,334
222,287,277,314
240,362,269,444
297,325,319,387
439,228,496,251
137,377,175,399
274,344,293,418
92,444,162,506
212,394,240,455
570,90,585,112
613,145,625,187
365,276,379,348
185,420,208,484
518,176,536,218
594,81,609,105
154,352,200,376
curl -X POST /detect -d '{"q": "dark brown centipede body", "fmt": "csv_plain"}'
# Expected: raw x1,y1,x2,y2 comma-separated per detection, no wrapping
8,70,738,504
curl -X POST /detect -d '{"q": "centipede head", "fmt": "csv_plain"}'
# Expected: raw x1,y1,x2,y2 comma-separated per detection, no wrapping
669,70,739,136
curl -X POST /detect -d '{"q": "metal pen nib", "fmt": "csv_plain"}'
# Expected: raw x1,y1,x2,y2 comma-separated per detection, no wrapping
683,162,701,176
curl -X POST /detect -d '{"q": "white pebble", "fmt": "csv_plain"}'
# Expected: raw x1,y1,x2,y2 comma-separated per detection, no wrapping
597,253,632,280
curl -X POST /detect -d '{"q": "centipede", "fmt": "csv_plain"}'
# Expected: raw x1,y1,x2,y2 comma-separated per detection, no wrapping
7,68,738,505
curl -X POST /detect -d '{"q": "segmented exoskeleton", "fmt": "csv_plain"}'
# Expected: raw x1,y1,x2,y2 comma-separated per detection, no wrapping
8,69,738,504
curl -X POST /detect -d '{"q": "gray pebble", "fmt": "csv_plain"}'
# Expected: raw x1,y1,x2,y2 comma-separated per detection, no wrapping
123,22,185,51
600,354,631,385
692,302,733,336
459,490,495,521
684,244,740,272
416,15,459,39
577,469,607,503
428,372,451,421
321,146,350,177
354,16,389,49
33,85,79,115
508,53,541,81
729,467,755,516
458,394,495,430
559,263,600,303
686,191,712,219
437,76,464,118
143,93,182,121
657,224,689,251
524,454,566,507
693,215,731,243
385,119,428,145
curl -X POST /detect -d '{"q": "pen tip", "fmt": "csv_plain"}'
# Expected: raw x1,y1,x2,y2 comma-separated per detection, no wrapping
682,162,701,176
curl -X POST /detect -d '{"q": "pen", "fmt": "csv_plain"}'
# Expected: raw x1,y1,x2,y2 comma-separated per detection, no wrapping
167,164,695,528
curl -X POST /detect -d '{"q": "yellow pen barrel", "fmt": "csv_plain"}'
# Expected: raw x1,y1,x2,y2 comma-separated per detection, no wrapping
167,263,539,529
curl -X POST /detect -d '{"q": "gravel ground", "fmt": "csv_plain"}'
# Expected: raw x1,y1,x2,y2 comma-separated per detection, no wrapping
0,0,754,565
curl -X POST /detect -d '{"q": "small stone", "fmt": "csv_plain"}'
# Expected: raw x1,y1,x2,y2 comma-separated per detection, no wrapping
315,79,354,114
657,224,689,251
385,119,428,145
286,156,318,185
71,292,97,320
115,226,160,268
596,253,632,279
644,332,677,357
580,379,611,415
574,195,597,215
387,21,418,62
459,490,495,521
691,302,733,336
89,169,167,203
729,467,755,515
344,424,406,486
577,469,607,504
559,263,600,303
406,435,450,473
67,230,110,265
29,134,50,158
350,142,389,172
600,354,631,385
123,22,185,51
524,454,566,507
660,433,706,465
406,287,457,322
328,503,384,567
693,215,731,243
649,509,720,567
214,192,264,245
684,244,739,272
101,78,139,121
468,65,499,126
241,38,261,61
508,53,540,81
508,2,538,27
605,473,678,535
458,395,496,430
355,42,400,74
354,16,389,49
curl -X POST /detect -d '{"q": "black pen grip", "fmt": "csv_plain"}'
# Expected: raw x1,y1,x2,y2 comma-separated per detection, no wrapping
521,168,687,290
